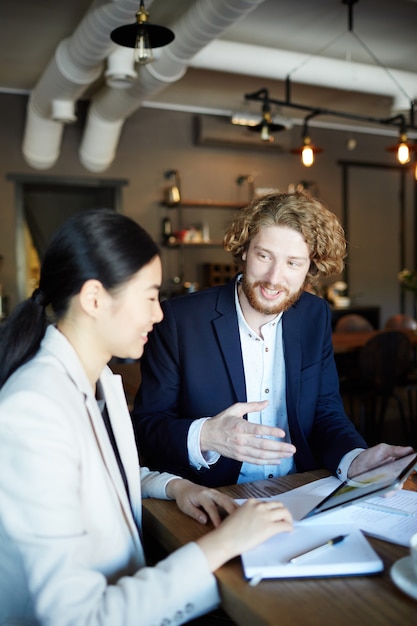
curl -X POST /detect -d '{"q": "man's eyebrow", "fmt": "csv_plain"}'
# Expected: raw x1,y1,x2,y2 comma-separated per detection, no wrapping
254,245,308,261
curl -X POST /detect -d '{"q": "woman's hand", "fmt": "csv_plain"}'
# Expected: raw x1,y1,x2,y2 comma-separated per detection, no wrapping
196,499,293,572
166,478,238,527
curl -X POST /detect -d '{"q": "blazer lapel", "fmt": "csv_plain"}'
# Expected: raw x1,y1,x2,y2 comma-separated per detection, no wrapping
102,370,143,526
84,383,141,541
282,303,303,435
212,278,247,402
42,327,142,546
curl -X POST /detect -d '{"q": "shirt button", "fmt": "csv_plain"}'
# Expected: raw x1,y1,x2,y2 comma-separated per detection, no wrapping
268,474,274,479
265,347,269,352
265,388,269,393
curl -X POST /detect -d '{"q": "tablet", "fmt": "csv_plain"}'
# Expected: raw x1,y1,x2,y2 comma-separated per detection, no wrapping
304,452,417,519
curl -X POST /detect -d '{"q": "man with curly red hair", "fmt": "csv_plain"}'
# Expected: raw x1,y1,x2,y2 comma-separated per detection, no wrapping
133,192,412,487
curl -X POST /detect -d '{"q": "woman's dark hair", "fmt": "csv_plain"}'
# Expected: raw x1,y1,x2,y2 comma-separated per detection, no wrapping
0,208,159,388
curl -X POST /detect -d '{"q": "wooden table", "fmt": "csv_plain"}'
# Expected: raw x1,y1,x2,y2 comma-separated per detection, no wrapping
332,329,417,354
142,469,417,626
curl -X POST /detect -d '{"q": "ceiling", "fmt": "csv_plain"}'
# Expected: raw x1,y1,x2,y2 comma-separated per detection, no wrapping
1,0,416,169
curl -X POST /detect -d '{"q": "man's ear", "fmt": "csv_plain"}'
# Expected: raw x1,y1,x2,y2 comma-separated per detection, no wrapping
79,279,105,317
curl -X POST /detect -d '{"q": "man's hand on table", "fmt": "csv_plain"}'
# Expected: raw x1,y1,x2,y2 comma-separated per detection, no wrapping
348,443,415,478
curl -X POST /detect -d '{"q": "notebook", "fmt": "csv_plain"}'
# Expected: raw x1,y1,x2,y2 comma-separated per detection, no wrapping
241,522,383,581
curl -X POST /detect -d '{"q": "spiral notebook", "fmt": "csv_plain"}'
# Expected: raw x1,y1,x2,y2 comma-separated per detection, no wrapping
241,522,383,581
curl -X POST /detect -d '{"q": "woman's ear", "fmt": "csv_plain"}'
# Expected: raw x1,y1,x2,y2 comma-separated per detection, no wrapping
78,279,105,318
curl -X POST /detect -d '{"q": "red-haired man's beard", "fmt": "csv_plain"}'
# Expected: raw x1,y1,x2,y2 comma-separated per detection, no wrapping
241,274,306,316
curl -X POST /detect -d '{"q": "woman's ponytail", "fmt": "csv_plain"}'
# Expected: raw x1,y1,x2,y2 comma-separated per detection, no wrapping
0,292,48,389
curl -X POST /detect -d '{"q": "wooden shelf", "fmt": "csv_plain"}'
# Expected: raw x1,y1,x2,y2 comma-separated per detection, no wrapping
162,200,245,209
163,241,224,248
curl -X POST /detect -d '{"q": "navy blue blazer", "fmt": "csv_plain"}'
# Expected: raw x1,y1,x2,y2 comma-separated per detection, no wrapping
133,276,367,487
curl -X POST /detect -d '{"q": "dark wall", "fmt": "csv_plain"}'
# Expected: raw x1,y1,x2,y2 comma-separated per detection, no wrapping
0,92,415,322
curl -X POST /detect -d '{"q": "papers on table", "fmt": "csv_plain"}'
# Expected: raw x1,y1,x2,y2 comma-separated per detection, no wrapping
239,476,417,581
242,522,383,580
264,476,341,520
254,476,417,546
326,490,417,547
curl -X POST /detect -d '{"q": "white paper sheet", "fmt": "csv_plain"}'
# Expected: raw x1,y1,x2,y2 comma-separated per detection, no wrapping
314,489,417,547
241,521,383,580
241,476,417,547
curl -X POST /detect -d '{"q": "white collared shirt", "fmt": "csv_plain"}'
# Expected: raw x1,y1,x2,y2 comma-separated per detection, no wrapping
236,299,296,483
187,281,295,480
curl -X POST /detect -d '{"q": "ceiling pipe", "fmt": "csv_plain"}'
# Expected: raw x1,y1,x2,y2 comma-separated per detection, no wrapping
79,0,267,172
189,40,417,113
22,0,417,172
22,0,154,169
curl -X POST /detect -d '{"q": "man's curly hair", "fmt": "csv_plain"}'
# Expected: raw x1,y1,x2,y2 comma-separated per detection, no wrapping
223,191,346,286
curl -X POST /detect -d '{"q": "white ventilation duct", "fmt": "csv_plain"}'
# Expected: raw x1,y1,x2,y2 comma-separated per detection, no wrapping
190,40,417,113
105,45,138,89
79,0,267,172
22,0,417,172
22,0,154,169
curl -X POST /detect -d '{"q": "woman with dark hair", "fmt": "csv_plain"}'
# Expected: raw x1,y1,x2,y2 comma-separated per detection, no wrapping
0,209,292,626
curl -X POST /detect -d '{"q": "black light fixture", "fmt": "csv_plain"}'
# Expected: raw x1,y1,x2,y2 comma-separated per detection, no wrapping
241,90,290,141
290,117,323,167
110,1,175,65
247,101,285,142
386,120,415,165
163,169,181,206
244,0,417,170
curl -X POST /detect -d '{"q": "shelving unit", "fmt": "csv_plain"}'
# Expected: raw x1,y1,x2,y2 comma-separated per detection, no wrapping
160,198,245,290
162,199,245,243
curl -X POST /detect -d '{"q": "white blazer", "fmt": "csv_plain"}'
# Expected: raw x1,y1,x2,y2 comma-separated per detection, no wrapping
0,326,219,625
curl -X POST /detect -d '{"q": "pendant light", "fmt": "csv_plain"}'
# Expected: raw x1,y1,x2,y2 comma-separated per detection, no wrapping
110,1,175,65
386,129,413,165
291,120,323,167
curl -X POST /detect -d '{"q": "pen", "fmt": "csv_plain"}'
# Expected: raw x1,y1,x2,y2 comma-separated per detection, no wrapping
356,502,416,517
289,534,348,564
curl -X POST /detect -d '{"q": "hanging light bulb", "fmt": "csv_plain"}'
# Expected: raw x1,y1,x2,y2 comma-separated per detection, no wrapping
110,1,175,66
246,96,290,142
135,26,152,63
397,133,410,164
134,3,152,64
260,115,272,142
301,137,314,167
386,127,416,165
291,122,323,167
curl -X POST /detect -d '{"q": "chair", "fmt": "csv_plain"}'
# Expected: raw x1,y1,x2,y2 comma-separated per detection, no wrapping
334,314,374,333
334,315,374,421
384,315,417,427
384,314,417,331
357,331,414,444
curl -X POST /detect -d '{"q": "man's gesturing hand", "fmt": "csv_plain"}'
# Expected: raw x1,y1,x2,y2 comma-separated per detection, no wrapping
200,401,296,464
